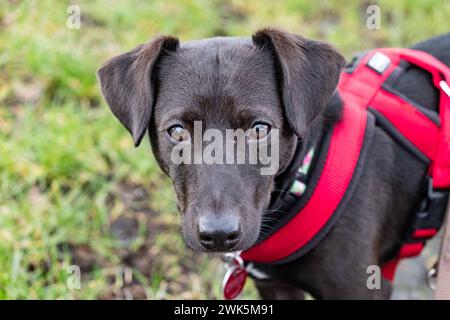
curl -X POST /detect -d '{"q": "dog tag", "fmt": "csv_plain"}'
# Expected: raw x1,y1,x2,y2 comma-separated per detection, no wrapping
222,257,247,300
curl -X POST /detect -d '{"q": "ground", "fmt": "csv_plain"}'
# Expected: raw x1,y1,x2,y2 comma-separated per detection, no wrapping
0,0,449,299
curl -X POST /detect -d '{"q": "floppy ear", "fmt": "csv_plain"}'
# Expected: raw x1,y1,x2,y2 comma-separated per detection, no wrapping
97,36,179,146
252,28,345,137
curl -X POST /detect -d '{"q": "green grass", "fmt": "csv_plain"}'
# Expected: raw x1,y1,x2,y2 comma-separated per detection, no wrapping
0,0,449,299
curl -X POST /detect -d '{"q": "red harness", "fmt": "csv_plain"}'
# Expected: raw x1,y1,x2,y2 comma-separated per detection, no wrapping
241,48,450,281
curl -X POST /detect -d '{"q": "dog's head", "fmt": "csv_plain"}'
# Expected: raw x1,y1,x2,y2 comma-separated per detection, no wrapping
98,28,345,253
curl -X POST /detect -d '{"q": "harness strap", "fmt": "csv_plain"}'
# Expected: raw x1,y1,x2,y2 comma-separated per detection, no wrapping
241,98,369,263
362,49,450,280
376,49,450,190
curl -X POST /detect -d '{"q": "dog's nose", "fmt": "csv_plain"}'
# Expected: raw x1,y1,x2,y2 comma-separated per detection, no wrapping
198,214,241,251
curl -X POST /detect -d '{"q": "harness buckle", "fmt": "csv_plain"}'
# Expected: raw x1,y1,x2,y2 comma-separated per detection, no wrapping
367,52,391,74
409,178,449,241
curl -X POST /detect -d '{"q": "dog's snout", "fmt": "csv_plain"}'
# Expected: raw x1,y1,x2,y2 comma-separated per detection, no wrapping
198,214,241,251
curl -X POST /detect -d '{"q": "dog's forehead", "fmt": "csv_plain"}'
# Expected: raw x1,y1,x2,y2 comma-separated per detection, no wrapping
156,36,279,111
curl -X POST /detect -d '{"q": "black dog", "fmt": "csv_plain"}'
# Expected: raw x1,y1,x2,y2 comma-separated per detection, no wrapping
98,28,450,299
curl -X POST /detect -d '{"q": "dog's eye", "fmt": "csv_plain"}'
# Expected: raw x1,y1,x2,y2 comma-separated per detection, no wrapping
168,125,190,143
249,122,271,140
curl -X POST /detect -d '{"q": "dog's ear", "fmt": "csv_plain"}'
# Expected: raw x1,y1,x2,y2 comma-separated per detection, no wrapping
97,36,179,146
252,28,345,137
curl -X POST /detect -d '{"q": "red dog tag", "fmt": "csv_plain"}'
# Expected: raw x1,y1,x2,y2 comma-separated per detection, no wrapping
222,257,247,300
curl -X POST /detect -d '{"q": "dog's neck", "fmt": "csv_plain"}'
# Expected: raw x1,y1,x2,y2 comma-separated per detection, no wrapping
269,92,343,209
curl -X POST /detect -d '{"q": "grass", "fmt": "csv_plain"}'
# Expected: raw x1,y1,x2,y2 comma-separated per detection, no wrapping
0,0,449,299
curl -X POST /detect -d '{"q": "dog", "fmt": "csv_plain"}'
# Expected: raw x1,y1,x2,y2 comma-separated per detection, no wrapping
98,28,450,299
